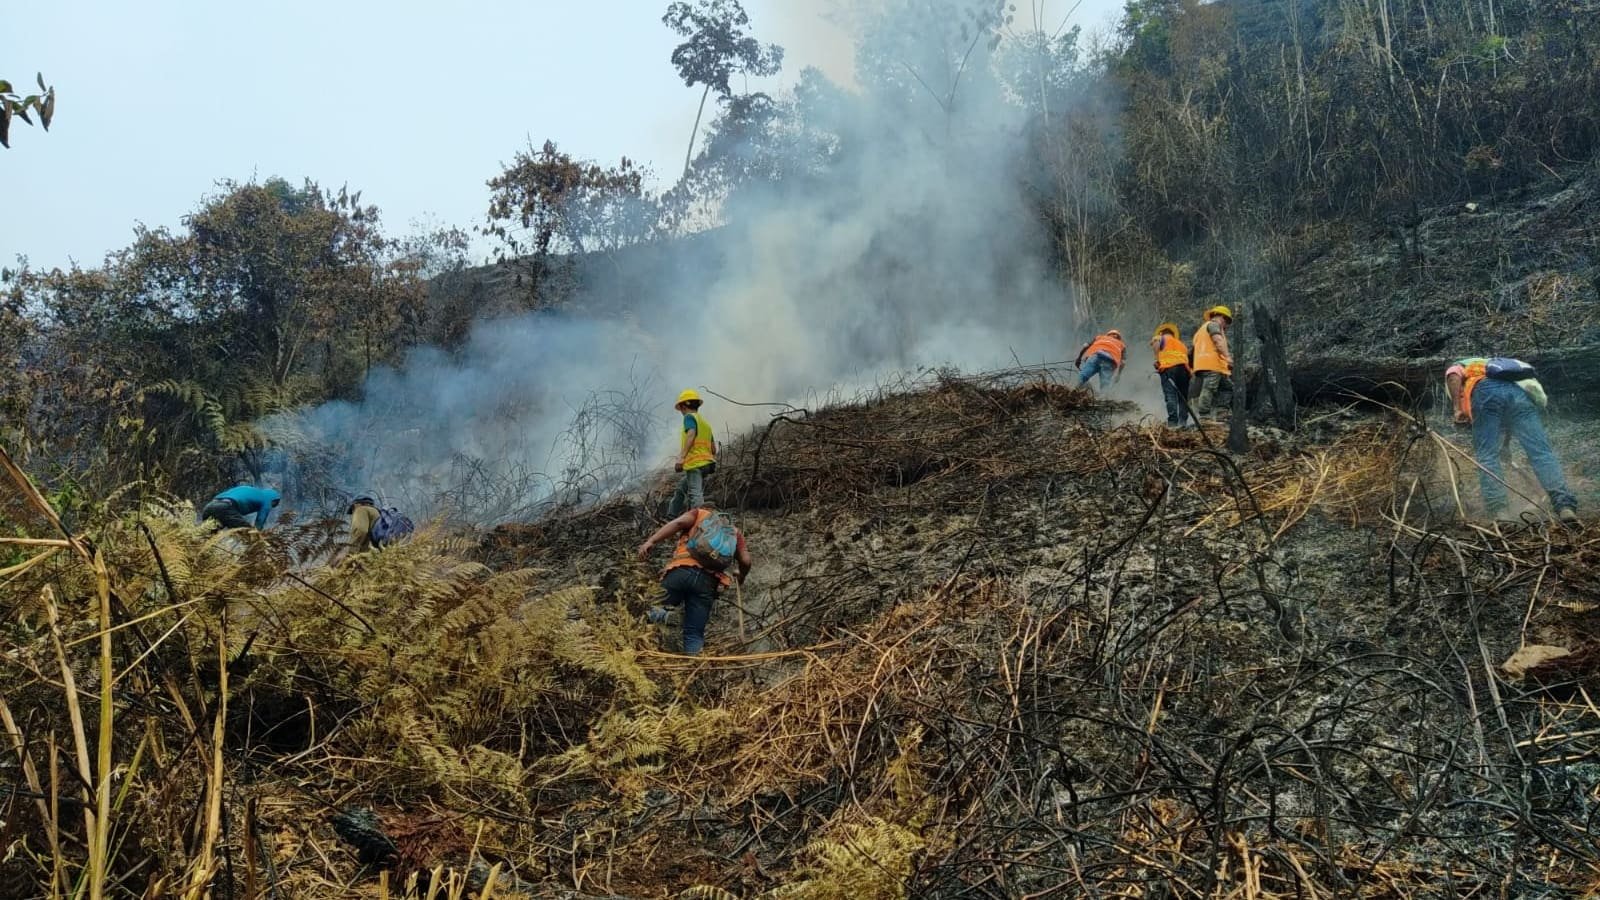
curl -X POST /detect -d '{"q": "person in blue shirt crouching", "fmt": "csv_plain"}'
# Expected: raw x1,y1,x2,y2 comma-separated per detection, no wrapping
201,484,281,530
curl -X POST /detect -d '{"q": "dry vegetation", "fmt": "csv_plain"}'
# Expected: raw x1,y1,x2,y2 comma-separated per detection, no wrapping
5,368,1600,898
7,1,1600,895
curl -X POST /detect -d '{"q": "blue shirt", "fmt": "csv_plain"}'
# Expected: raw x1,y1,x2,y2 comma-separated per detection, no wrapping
215,485,281,529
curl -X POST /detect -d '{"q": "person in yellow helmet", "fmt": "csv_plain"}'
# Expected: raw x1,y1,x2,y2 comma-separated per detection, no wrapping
1189,305,1233,419
667,388,717,517
1150,323,1192,427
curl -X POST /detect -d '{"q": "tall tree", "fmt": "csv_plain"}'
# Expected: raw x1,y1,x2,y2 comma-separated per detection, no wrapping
662,0,783,176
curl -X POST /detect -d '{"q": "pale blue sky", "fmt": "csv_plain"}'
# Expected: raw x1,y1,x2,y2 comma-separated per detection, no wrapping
1,0,1120,271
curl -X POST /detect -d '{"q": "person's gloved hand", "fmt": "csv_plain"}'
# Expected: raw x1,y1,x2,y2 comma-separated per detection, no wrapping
646,606,673,624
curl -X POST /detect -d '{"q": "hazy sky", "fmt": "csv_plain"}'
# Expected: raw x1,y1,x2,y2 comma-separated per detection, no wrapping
1,0,1121,271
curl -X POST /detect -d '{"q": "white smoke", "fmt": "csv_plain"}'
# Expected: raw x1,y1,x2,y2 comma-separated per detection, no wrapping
268,0,1164,522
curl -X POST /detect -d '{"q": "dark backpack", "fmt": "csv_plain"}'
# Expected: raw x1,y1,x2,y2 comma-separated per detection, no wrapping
1485,357,1537,381
685,510,739,572
370,507,414,548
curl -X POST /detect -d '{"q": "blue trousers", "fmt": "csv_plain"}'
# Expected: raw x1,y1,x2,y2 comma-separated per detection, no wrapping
1471,378,1576,513
1159,367,1192,426
1077,352,1116,390
661,566,718,655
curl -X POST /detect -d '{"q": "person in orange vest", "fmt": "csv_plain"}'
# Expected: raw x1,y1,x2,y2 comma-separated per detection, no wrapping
1075,329,1126,391
667,388,718,517
1150,323,1192,427
1189,306,1234,418
637,504,753,655
1445,358,1577,524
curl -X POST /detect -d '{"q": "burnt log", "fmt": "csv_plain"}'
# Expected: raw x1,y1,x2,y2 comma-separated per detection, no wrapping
1282,344,1600,410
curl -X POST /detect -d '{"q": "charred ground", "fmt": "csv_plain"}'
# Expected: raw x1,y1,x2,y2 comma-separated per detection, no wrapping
463,370,1600,897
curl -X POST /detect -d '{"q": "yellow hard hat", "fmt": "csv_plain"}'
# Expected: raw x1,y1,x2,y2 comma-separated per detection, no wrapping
1207,305,1233,321
1155,322,1179,337
675,388,702,407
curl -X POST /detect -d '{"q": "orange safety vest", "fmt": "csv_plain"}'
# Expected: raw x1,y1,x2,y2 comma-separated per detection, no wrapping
1154,334,1189,372
1455,359,1487,422
664,508,737,587
1084,334,1126,367
1192,320,1231,376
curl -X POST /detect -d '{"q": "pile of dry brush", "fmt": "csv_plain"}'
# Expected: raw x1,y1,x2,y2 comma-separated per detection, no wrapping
5,367,1600,899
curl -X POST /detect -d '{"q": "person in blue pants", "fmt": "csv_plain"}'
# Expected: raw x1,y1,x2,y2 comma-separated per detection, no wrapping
1075,330,1126,391
1446,361,1578,524
636,506,753,655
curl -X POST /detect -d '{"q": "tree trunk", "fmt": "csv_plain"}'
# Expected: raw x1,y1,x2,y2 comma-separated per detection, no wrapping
1228,316,1251,454
1251,300,1297,430
683,83,712,178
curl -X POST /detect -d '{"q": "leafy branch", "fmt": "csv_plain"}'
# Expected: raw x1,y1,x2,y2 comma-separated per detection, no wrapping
1,72,55,149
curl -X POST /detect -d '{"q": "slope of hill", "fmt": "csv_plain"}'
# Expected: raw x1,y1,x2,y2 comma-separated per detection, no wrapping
1279,168,1600,360
7,367,1600,897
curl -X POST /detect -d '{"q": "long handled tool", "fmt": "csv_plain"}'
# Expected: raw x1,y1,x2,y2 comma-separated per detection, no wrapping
734,578,747,642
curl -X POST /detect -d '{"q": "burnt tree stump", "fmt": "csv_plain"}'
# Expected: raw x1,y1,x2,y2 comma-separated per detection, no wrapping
1253,300,1298,430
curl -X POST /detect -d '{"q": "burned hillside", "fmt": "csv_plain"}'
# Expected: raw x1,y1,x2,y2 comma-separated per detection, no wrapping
9,368,1600,897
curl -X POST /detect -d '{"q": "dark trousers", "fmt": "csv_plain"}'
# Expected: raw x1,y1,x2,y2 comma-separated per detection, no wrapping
200,498,252,529
1159,367,1192,426
661,566,718,655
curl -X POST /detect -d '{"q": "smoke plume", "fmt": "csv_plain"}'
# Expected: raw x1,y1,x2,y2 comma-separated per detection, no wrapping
269,0,1162,522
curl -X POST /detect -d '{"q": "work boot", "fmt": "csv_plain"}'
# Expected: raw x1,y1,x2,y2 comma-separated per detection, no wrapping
1559,507,1580,527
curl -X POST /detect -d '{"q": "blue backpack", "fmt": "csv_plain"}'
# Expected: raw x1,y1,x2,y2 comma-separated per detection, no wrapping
685,510,739,572
370,507,414,548
1485,357,1537,381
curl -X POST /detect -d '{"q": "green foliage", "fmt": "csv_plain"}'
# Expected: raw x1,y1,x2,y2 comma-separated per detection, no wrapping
662,0,783,99
1118,0,1182,72
484,140,661,259
663,0,784,177
5,178,436,497
0,72,54,149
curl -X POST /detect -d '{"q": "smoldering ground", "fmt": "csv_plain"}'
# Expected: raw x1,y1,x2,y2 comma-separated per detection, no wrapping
266,0,1166,523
